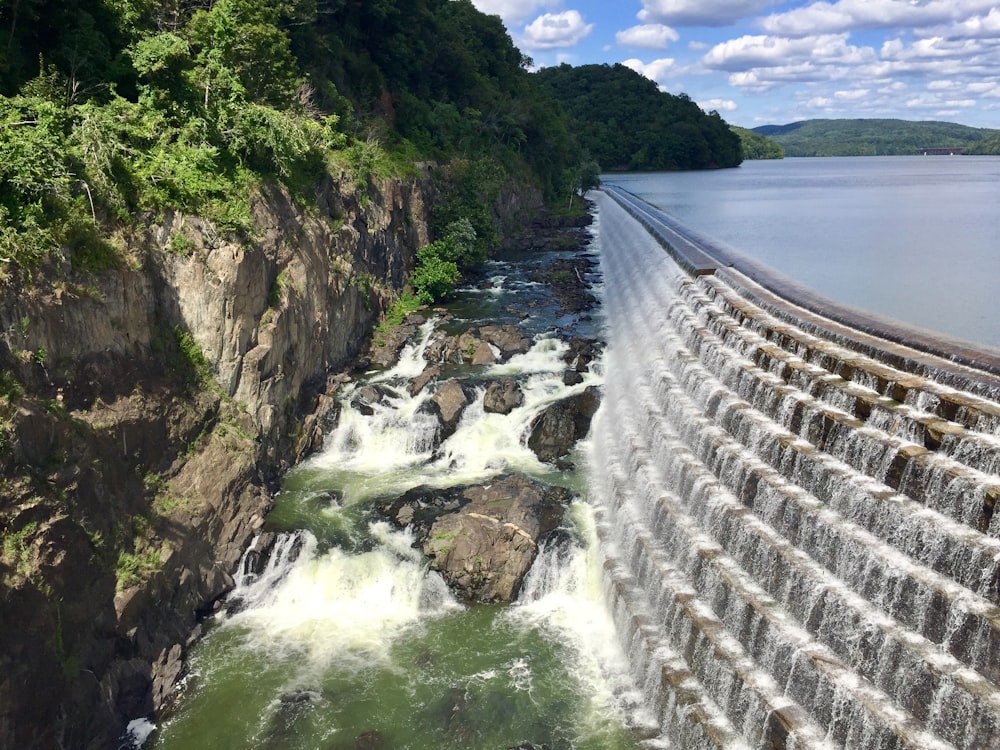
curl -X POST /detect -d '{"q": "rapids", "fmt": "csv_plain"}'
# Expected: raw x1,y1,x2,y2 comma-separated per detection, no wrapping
143,187,1000,749
146,213,649,750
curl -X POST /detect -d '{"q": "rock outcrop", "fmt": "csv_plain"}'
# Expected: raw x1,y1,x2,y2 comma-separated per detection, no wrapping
483,378,524,415
429,378,475,440
379,475,572,603
0,174,433,748
527,386,602,463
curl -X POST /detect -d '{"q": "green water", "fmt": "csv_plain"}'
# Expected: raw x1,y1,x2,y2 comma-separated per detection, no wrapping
151,481,640,750
149,248,643,750
152,598,636,749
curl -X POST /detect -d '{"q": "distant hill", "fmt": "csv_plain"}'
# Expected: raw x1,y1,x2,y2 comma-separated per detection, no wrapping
536,63,743,171
731,126,784,160
752,119,1000,156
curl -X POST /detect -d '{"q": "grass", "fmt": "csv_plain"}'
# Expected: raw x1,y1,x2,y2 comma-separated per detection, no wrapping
268,268,293,308
3,521,38,578
373,291,422,347
173,326,213,390
115,548,163,591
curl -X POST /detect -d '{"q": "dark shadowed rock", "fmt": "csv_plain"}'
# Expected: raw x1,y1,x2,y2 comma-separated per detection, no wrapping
528,386,602,462
429,379,474,440
562,370,584,386
377,485,471,543
483,378,524,415
350,384,395,416
564,336,600,372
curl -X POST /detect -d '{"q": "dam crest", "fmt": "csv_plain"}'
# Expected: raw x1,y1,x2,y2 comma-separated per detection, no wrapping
592,187,1000,749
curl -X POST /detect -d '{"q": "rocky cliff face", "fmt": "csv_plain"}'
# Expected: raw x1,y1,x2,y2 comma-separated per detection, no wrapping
0,174,436,748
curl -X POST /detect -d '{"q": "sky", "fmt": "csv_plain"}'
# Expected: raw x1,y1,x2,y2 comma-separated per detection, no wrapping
469,0,1000,129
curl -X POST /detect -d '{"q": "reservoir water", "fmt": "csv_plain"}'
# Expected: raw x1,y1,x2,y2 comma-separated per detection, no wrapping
605,156,1000,352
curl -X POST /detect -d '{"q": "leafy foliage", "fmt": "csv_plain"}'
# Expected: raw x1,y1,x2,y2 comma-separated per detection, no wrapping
0,0,594,275
753,119,1000,157
535,63,743,171
731,126,784,160
957,131,1000,155
409,219,479,303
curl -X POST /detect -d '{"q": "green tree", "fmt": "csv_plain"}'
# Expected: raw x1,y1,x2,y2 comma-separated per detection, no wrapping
535,63,742,171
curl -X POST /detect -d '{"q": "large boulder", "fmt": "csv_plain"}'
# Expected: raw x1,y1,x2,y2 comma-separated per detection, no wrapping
408,364,440,397
429,379,474,440
527,386,602,463
379,476,571,603
478,324,532,361
483,378,524,415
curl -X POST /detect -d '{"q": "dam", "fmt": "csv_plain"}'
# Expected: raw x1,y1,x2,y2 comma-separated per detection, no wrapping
591,187,1000,749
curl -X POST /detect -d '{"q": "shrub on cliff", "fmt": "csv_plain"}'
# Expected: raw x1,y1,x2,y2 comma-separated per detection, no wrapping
409,219,479,303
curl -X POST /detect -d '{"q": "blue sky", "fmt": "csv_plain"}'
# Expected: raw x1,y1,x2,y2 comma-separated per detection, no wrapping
470,0,1000,129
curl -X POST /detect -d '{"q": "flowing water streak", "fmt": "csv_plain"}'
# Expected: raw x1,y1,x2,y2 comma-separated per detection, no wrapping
306,325,603,501
150,233,650,748
589,190,1000,749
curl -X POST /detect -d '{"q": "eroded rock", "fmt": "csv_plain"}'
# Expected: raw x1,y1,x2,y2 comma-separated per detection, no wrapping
527,386,602,463
380,475,571,603
429,379,474,440
483,378,524,415
479,324,533,361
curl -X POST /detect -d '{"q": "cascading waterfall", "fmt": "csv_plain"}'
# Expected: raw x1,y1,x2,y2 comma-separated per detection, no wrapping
146,187,1000,750
590,188,1000,749
148,236,650,750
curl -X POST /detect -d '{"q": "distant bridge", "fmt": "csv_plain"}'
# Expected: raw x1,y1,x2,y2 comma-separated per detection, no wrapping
917,146,964,155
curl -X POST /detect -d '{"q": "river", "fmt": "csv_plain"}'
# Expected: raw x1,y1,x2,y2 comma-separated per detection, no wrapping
138,157,1000,749
143,221,656,750
604,156,1000,352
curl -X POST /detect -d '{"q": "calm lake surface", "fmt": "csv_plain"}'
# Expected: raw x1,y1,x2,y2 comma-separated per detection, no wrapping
605,156,1000,351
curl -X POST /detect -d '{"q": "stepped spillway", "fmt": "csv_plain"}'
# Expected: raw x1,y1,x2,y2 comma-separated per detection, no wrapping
590,187,1000,749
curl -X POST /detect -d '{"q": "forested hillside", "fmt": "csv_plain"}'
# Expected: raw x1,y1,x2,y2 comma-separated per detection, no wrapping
536,63,743,171
731,126,784,160
753,118,1000,156
0,0,584,278
965,132,1000,155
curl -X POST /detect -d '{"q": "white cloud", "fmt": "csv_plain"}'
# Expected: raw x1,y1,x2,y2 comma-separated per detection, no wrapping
638,0,777,27
835,88,869,100
616,23,680,49
950,7,1000,39
905,94,976,109
966,81,1000,97
621,57,678,87
520,10,594,50
760,0,998,36
805,96,834,108
471,0,562,25
703,33,873,71
698,98,737,112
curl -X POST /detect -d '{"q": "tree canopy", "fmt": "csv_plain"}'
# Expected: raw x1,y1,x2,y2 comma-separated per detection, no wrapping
534,63,743,172
731,126,784,160
0,0,587,272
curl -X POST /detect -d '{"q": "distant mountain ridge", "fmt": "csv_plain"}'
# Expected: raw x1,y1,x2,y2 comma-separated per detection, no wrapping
752,118,1000,156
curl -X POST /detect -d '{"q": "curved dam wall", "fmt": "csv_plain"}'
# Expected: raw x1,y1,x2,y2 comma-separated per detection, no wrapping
591,187,1000,749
